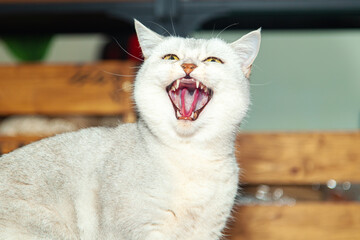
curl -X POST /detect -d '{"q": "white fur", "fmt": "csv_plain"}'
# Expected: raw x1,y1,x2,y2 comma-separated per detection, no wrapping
0,20,260,240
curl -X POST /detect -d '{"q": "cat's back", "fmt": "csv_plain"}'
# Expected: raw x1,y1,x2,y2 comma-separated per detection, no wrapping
0,123,141,196
1,122,137,164
0,123,141,239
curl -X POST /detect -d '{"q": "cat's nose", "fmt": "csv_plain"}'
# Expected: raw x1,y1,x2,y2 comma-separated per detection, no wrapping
181,63,197,76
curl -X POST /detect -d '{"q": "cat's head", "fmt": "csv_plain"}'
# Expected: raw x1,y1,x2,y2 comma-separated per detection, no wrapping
134,20,260,143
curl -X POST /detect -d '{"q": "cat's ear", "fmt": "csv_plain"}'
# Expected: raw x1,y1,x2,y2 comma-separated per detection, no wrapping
230,28,261,78
134,19,164,59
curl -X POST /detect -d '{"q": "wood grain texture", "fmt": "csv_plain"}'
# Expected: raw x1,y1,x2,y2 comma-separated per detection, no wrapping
236,132,360,184
0,61,136,115
226,202,360,240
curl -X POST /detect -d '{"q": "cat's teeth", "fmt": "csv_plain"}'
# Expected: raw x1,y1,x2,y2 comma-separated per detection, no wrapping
171,86,176,92
204,87,208,93
177,109,181,118
196,81,200,89
176,79,180,89
191,112,195,119
200,84,204,90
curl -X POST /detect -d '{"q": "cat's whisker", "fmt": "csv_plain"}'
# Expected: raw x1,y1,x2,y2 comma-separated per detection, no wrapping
171,20,176,36
112,36,144,62
252,64,264,72
130,65,142,69
148,21,173,37
249,83,271,86
102,70,136,78
211,24,217,38
216,23,239,38
248,78,274,87
169,5,177,36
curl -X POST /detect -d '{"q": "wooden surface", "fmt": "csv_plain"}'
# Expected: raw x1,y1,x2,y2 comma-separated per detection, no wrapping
0,61,136,116
236,132,360,184
226,202,360,240
0,136,42,155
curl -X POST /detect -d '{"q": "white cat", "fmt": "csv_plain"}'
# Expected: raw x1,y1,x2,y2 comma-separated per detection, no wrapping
0,20,260,240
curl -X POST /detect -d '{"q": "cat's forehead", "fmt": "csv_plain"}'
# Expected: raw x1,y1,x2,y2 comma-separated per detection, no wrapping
160,37,230,56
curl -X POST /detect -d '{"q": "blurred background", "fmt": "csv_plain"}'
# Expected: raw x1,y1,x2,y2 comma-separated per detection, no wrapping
0,0,359,132
0,1,359,239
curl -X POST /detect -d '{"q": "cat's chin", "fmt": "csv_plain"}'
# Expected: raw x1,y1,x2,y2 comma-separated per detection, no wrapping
166,77,213,121
174,119,199,137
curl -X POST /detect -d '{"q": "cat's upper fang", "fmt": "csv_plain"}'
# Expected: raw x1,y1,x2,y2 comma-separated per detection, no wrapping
171,79,201,91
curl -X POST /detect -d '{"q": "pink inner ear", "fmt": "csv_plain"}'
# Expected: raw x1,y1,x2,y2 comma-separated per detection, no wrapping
244,65,252,79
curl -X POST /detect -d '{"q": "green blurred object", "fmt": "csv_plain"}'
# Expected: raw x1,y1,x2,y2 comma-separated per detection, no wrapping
2,35,53,62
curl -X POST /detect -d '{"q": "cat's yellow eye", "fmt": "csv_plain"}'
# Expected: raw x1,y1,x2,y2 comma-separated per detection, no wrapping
163,54,179,61
203,57,223,64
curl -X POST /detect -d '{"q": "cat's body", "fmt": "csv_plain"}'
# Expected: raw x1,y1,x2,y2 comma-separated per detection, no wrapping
0,20,260,240
1,122,237,240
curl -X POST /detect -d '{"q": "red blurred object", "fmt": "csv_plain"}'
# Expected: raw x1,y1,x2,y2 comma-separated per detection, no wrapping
127,34,143,62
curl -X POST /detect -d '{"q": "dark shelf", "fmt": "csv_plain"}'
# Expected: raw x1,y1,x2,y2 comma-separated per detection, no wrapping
0,0,360,36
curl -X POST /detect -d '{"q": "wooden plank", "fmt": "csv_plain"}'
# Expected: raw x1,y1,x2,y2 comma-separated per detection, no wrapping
0,61,136,116
0,136,42,155
226,202,360,240
236,132,360,184
241,185,324,201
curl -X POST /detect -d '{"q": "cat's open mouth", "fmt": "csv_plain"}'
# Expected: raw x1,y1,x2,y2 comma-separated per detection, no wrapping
166,78,213,121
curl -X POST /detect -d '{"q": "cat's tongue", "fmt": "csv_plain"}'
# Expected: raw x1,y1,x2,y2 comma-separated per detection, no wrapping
181,88,199,117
